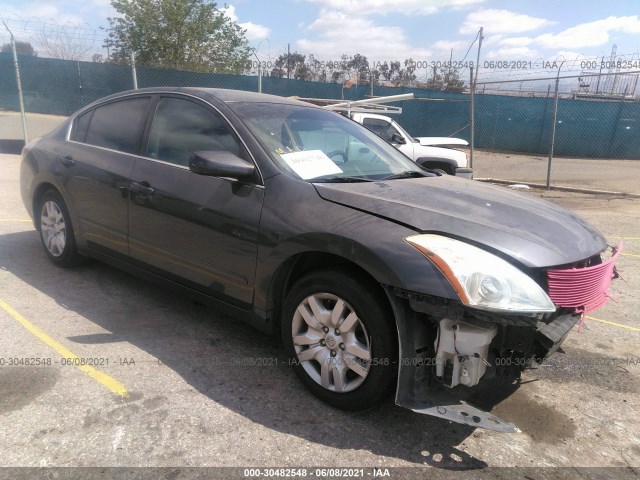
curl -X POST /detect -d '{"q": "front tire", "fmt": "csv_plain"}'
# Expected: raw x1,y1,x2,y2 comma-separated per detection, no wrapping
282,269,397,410
37,190,83,267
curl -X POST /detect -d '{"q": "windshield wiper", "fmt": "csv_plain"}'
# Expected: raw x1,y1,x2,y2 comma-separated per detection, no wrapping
311,175,375,183
380,170,433,181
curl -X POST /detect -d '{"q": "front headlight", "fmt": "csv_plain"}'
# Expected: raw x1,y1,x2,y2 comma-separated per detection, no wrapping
406,234,556,313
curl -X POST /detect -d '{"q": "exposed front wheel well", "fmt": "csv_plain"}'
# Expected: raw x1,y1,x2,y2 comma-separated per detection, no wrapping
415,159,456,175
267,252,393,336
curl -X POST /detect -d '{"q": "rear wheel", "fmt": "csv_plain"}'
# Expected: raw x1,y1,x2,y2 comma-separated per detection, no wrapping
282,269,397,410
37,190,83,267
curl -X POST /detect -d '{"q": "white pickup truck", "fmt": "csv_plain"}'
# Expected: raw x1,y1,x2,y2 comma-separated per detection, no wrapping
350,112,473,178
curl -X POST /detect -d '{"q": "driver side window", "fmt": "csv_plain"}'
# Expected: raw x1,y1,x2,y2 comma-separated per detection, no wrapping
362,118,397,143
147,97,240,166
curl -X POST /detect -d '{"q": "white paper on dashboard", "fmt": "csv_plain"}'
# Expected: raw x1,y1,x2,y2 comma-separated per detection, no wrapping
280,150,343,180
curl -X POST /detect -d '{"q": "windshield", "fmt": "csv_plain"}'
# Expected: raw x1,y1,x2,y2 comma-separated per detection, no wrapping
231,102,425,181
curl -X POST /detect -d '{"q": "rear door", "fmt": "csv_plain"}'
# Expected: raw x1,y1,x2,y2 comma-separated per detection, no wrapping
128,95,264,307
64,95,152,255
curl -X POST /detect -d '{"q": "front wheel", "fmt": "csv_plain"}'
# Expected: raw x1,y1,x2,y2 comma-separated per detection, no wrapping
282,269,397,410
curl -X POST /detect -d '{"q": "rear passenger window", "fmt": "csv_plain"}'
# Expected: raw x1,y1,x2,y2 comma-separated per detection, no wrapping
83,97,150,154
147,97,241,166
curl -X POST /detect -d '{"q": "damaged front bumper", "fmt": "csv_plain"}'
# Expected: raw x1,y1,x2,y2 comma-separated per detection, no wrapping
384,286,580,433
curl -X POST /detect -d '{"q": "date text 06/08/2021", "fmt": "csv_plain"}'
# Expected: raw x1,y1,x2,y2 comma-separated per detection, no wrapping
243,468,391,478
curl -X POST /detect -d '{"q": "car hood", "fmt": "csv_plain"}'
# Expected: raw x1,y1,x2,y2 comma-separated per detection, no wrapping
314,176,607,268
415,137,469,147
411,145,467,163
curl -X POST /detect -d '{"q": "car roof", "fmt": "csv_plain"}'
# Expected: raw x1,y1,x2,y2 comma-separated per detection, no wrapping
86,87,313,108
200,88,310,105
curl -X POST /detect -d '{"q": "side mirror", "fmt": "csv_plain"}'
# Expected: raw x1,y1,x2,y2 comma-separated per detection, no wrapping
391,133,406,144
189,151,255,179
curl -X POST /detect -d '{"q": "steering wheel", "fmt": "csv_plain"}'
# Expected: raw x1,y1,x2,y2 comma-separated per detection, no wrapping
326,150,348,163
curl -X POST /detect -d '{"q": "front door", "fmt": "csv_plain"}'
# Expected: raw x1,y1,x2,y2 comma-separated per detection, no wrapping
128,96,263,307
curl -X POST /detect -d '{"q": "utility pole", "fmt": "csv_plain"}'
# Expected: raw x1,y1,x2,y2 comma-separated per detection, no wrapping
2,21,28,144
287,43,290,79
469,67,475,169
546,61,565,190
474,27,483,87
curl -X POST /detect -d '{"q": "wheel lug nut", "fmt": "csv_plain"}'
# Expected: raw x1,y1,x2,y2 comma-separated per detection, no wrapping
339,343,345,350
320,340,326,346
330,350,337,357
335,329,340,335
322,327,329,333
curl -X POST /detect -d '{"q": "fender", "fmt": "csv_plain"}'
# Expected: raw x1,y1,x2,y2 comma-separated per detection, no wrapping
251,176,460,321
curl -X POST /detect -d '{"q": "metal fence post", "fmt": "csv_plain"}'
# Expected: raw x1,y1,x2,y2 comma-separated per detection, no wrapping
2,21,28,144
469,66,475,169
546,74,560,190
130,51,138,89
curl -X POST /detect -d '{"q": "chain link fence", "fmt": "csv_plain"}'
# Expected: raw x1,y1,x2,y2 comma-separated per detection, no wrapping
472,73,640,194
1,52,639,195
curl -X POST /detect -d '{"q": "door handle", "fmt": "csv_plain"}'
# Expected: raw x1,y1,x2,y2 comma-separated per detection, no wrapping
59,155,75,167
130,181,155,196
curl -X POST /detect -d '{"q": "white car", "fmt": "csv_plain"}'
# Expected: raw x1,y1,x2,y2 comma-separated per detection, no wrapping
350,112,473,178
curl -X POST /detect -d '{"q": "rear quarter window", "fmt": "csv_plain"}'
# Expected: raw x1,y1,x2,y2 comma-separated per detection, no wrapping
73,110,93,143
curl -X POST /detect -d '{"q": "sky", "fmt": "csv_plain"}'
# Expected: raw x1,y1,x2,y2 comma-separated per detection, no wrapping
1,0,640,80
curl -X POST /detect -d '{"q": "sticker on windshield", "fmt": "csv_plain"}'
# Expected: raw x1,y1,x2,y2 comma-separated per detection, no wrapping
280,150,343,180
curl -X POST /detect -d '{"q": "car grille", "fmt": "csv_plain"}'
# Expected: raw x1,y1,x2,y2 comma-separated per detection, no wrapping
546,244,621,314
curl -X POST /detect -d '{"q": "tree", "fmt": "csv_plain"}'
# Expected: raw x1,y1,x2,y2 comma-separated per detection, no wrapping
324,54,371,85
347,53,371,84
1,41,36,56
442,67,465,92
329,54,350,83
270,52,313,80
306,54,329,82
105,0,251,73
423,65,466,92
373,59,417,86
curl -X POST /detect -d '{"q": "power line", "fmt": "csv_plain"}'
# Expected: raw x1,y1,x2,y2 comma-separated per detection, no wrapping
460,30,480,63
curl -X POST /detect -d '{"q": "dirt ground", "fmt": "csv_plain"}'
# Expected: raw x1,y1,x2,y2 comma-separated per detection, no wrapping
0,150,639,479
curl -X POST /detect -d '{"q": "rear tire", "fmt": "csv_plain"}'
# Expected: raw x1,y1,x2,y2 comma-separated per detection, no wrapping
37,190,84,267
282,268,397,410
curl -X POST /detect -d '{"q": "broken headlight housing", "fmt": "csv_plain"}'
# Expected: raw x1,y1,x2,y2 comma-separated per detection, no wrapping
406,234,556,314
